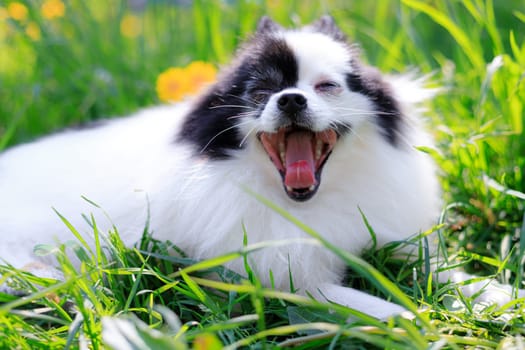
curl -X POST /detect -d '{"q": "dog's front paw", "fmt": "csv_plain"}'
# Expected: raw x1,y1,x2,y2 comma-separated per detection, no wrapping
317,283,411,321
439,270,525,309
473,281,525,306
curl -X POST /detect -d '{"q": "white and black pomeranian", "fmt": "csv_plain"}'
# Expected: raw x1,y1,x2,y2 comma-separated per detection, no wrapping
0,16,521,319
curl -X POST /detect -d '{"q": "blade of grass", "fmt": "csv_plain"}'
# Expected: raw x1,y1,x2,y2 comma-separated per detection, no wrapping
402,0,484,68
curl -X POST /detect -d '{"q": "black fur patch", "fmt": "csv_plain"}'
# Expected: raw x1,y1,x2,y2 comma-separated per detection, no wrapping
177,34,298,159
346,64,402,145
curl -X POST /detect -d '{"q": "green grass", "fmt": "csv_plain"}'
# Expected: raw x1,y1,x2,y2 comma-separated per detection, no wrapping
1,0,525,348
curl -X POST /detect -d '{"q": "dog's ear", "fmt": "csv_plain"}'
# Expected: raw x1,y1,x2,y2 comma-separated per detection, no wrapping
255,16,282,35
311,15,347,42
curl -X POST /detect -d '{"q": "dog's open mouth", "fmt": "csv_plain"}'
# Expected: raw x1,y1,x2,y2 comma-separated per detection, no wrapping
258,127,337,201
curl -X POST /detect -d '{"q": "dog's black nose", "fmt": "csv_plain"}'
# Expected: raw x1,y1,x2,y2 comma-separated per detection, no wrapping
277,93,307,114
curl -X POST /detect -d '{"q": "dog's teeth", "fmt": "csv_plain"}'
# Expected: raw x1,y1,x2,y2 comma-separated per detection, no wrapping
315,140,322,160
286,186,293,192
309,185,315,191
279,142,285,163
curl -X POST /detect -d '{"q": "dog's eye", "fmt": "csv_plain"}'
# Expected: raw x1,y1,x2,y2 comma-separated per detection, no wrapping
251,89,273,104
315,81,341,94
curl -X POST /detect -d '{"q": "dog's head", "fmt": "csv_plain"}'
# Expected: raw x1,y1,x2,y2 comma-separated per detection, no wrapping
179,16,403,202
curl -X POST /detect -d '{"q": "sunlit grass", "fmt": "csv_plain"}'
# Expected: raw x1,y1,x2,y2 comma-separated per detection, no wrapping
1,0,525,348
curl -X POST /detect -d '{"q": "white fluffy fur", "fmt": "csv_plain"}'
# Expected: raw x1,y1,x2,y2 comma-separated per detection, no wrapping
0,22,521,320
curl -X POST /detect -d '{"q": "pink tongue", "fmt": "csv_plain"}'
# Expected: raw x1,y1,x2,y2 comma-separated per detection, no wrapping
284,132,316,189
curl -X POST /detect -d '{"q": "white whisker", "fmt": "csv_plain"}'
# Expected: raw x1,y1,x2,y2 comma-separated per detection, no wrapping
334,106,397,117
225,93,267,108
227,111,259,120
199,120,253,154
209,104,254,110
239,123,258,148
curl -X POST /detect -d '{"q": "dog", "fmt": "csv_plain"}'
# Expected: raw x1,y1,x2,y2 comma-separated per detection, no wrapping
0,16,521,320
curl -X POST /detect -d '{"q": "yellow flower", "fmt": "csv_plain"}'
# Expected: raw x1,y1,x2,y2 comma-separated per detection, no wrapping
7,2,28,21
156,62,217,102
184,61,217,94
120,13,141,38
156,67,191,102
41,0,65,19
26,21,41,40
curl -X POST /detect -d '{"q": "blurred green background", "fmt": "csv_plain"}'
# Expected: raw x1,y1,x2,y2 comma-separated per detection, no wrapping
0,0,523,146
